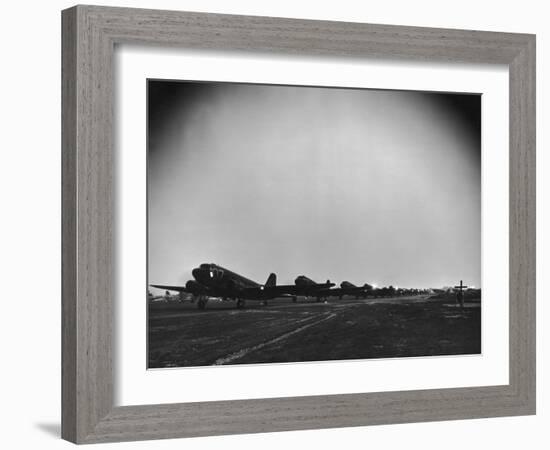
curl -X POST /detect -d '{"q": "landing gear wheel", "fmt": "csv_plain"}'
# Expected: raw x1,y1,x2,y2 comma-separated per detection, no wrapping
236,299,245,309
292,296,297,303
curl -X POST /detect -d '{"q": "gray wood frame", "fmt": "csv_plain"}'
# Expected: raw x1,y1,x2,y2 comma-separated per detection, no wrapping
62,5,536,444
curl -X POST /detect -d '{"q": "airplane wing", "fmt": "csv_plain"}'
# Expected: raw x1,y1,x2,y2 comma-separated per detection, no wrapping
263,285,298,295
150,284,189,293
261,283,334,296
236,285,301,298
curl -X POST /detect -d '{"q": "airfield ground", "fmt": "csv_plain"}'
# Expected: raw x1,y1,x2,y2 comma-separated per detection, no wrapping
148,295,481,368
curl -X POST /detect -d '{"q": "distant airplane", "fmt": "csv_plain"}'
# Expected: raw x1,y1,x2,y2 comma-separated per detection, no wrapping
315,281,374,300
288,275,334,301
150,263,331,310
291,275,336,302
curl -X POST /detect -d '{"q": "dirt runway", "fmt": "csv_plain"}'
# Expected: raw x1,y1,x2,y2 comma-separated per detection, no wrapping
148,295,481,368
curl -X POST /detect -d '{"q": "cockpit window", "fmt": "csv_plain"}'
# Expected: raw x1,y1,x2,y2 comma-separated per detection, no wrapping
210,268,224,279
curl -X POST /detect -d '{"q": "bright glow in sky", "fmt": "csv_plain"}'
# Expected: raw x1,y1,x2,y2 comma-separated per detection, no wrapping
148,81,481,289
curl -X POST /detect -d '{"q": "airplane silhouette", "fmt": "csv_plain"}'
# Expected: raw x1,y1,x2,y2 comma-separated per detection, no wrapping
150,263,334,310
314,281,374,300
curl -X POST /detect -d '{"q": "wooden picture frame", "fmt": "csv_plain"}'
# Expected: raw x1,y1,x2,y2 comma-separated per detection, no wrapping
62,5,536,444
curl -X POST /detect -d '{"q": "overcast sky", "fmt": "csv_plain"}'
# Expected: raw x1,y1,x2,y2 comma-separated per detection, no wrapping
148,81,481,290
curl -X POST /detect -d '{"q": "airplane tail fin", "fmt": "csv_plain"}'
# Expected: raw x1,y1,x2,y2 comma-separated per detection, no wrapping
265,273,277,287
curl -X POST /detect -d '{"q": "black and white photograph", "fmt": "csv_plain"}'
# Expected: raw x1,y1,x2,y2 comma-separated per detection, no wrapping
147,80,482,369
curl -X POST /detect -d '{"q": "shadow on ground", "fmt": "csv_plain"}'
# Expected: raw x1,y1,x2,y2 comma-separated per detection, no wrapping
35,422,60,438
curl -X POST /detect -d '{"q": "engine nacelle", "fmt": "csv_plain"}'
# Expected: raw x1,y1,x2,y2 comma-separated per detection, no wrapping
185,280,207,295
